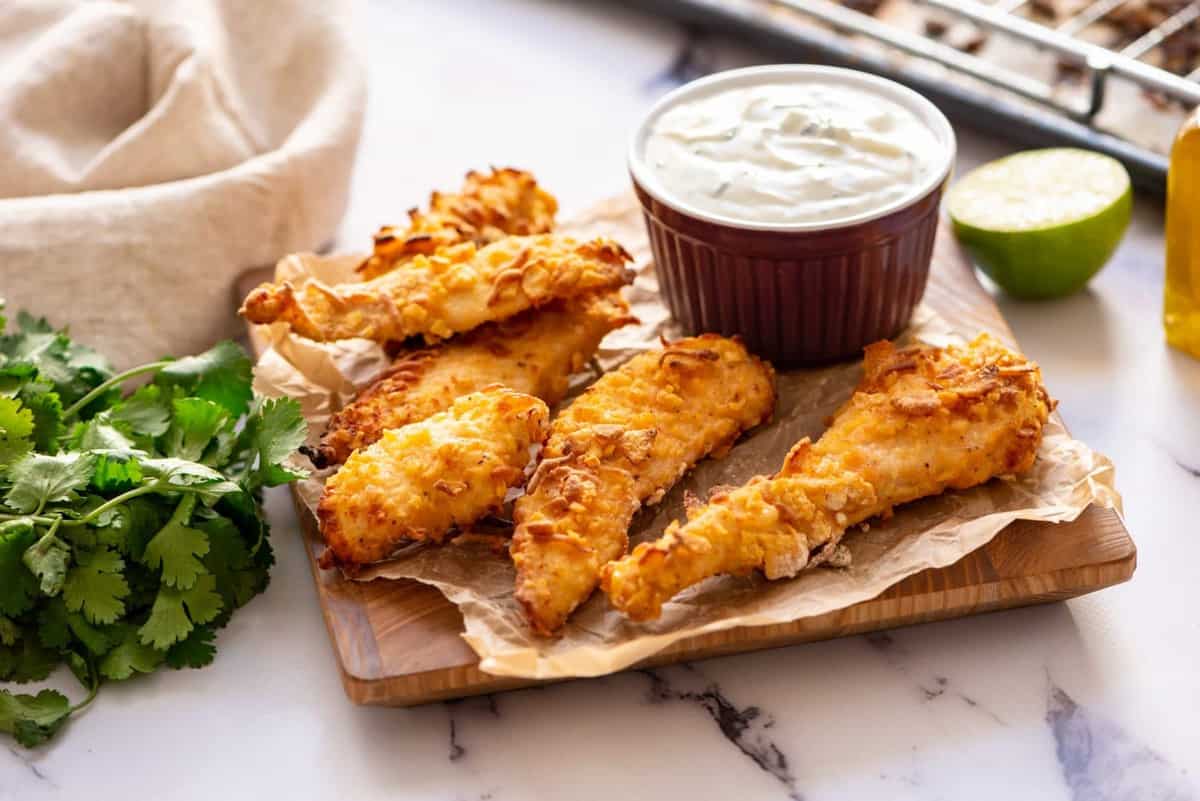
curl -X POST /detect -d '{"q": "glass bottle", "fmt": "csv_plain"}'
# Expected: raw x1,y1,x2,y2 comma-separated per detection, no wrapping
1165,106,1200,358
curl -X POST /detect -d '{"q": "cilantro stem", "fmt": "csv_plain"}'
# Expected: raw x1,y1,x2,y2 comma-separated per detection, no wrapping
70,679,100,714
0,513,59,525
2,481,219,530
169,493,197,528
31,516,61,543
61,360,171,421
72,483,162,525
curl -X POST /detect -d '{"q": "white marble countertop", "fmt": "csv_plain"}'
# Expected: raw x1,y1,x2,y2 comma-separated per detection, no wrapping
6,2,1199,799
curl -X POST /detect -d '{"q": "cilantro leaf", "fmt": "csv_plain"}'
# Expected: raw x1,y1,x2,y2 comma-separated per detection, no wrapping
156,341,253,418
22,528,71,596
0,362,37,399
138,574,223,649
108,384,172,438
90,451,145,492
95,496,163,561
249,397,308,467
98,625,164,680
0,688,71,747
0,617,18,646
4,452,95,513
138,457,240,500
0,522,39,616
162,398,230,462
0,312,113,407
64,650,95,689
252,533,275,575
233,397,308,488
68,415,137,453
199,515,262,615
141,496,209,590
121,561,160,612
165,625,216,669
66,612,116,656
0,309,306,747
0,634,57,683
16,381,63,452
36,598,70,649
0,396,34,467
62,546,129,625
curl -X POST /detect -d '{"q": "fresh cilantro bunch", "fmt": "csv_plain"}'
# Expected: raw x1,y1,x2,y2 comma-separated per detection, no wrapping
0,304,307,747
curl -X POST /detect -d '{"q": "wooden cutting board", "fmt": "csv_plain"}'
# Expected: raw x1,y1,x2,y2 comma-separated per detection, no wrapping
238,224,1136,706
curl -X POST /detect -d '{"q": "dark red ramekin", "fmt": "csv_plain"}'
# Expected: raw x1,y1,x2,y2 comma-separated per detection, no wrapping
629,65,955,366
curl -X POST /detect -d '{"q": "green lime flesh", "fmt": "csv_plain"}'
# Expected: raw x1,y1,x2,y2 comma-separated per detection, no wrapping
947,148,1132,299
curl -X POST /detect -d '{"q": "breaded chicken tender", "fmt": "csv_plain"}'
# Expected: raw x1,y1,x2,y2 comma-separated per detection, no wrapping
601,334,1055,621
240,235,634,344
357,168,558,280
511,335,776,635
316,386,550,568
311,292,635,466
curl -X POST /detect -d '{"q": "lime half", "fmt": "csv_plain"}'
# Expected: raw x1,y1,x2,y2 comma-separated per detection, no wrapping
947,148,1132,299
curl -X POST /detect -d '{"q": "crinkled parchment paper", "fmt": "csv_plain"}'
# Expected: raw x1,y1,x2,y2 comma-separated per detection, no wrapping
251,195,1121,680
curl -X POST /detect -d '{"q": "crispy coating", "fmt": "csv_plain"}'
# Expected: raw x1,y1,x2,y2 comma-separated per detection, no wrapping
357,168,558,280
240,235,634,344
511,335,777,635
312,292,636,466
316,386,550,568
601,334,1055,621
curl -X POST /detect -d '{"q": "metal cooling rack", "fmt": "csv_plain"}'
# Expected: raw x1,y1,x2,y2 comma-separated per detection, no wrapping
623,0,1200,193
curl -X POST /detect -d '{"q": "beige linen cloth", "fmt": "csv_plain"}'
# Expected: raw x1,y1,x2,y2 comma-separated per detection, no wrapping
0,0,365,367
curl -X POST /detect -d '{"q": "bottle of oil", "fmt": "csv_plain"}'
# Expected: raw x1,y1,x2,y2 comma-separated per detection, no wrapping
1165,106,1200,358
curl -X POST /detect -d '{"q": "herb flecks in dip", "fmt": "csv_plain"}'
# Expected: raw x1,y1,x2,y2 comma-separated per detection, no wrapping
643,81,943,226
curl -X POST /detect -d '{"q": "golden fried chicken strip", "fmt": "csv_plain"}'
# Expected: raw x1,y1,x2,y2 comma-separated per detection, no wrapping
357,168,558,280
602,334,1055,621
241,235,634,344
511,335,776,635
316,386,550,568
311,292,636,466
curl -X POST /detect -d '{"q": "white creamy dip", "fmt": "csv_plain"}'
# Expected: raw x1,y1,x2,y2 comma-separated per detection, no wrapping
640,79,946,226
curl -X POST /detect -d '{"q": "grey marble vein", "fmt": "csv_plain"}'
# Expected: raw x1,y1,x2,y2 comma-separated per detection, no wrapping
448,717,465,763
921,676,949,700
865,632,1007,724
445,694,500,763
1173,457,1200,479
1047,682,1197,801
639,667,802,800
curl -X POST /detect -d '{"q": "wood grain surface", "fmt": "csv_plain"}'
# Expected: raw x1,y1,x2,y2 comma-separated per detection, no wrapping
240,222,1136,707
